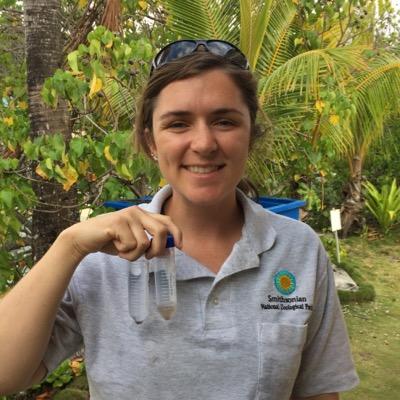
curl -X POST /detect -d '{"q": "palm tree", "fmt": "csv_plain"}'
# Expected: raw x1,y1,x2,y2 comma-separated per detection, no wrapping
165,0,368,151
23,0,78,260
79,0,400,234
340,53,400,235
163,0,400,235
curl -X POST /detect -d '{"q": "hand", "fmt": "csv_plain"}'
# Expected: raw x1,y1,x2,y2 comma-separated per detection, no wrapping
60,206,182,261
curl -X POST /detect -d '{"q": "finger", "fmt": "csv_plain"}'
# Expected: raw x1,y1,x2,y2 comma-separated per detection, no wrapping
128,223,151,258
115,234,150,261
100,242,119,256
124,206,182,251
144,222,169,259
110,224,138,254
117,246,148,261
143,212,183,249
128,212,169,258
97,221,139,259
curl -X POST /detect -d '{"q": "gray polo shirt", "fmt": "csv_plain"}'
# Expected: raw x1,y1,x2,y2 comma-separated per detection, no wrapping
44,186,359,399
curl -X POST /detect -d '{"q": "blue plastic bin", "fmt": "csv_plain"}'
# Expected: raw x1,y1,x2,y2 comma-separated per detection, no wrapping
257,197,306,220
104,196,305,220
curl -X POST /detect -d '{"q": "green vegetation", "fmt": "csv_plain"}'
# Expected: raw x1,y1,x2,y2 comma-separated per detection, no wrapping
1,0,400,288
336,259,376,304
340,227,400,400
364,179,400,233
0,0,400,399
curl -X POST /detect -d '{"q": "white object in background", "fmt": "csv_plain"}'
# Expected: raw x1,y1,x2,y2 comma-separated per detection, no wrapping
332,264,359,292
330,208,342,232
330,208,342,264
79,208,93,222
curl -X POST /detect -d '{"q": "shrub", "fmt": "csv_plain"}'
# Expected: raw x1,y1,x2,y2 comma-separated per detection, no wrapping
336,259,376,304
363,179,400,234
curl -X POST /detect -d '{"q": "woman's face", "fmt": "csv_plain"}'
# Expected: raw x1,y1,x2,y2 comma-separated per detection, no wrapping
151,69,251,208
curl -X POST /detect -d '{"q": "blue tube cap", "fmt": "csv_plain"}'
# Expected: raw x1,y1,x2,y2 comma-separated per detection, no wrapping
166,235,175,248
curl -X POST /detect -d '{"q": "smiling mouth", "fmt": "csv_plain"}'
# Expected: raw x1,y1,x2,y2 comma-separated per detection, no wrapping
184,165,224,174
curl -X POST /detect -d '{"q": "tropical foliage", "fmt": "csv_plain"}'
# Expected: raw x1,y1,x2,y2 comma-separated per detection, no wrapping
0,3,399,399
0,1,167,290
1,0,400,293
164,0,400,237
364,179,400,233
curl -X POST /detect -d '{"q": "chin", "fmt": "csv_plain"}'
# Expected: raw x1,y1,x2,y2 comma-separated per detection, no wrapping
180,187,235,207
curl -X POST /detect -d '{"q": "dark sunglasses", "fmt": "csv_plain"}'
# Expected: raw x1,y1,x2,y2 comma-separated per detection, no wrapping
150,39,250,75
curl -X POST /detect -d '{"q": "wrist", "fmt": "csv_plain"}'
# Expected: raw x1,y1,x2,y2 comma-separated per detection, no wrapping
55,227,87,265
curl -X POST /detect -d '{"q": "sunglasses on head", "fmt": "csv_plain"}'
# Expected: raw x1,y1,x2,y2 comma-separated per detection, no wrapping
150,39,250,75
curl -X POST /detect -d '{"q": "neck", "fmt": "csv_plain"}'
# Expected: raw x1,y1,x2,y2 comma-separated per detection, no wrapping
163,191,244,240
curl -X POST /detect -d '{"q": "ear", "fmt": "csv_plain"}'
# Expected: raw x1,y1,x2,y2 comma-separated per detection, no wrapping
144,128,158,160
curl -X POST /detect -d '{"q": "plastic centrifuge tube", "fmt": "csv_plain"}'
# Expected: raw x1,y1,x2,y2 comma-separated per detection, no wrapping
129,262,149,324
153,235,177,320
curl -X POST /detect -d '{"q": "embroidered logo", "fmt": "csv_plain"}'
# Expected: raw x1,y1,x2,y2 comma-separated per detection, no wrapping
274,270,296,295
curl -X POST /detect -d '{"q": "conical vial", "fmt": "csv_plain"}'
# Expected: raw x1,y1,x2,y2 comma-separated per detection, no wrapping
153,235,177,320
129,262,149,324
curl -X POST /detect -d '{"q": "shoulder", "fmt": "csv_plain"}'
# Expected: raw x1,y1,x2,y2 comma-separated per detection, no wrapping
243,198,329,280
243,195,321,248
266,208,320,244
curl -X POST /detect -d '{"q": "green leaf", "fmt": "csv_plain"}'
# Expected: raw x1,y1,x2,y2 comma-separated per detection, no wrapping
114,132,130,149
23,140,40,160
302,118,315,131
165,0,240,43
67,50,80,73
45,158,53,171
49,134,66,157
363,179,400,233
0,190,13,208
89,39,101,58
70,138,86,158
0,158,18,171
101,30,114,46
240,0,273,70
78,44,89,55
90,60,105,79
116,163,133,180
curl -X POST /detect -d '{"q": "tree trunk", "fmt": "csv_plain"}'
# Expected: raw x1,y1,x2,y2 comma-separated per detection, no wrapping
341,155,364,237
24,0,78,261
101,0,121,33
63,0,106,57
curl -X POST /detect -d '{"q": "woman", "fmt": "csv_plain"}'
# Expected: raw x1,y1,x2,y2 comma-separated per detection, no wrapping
0,40,358,399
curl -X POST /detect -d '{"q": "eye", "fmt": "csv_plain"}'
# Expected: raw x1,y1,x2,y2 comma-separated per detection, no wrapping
169,121,187,128
215,119,236,128
163,120,190,131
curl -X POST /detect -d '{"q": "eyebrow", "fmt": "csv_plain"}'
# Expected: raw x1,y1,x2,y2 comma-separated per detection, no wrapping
159,108,244,120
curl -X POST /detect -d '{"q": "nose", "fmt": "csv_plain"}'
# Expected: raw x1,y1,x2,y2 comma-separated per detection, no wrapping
190,122,218,155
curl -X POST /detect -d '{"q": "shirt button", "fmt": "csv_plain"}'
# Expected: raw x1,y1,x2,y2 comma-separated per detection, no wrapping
213,297,219,305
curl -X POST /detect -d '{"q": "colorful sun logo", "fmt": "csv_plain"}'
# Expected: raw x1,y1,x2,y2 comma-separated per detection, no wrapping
274,270,296,295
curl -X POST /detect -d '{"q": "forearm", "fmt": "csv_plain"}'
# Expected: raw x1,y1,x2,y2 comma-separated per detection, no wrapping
0,231,83,394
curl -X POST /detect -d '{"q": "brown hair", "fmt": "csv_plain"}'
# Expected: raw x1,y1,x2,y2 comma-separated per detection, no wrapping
135,51,263,157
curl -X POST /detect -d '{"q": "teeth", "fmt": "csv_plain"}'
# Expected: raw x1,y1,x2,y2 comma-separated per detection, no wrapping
186,165,220,174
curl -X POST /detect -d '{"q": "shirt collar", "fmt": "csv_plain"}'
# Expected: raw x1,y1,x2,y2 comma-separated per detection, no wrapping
140,185,277,281
213,189,276,284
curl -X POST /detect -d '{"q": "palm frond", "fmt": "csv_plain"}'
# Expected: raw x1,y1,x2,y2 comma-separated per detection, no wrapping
239,0,273,70
320,23,343,48
101,77,136,126
355,54,400,93
258,46,367,106
163,0,240,43
256,0,298,75
317,117,354,155
350,54,400,152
